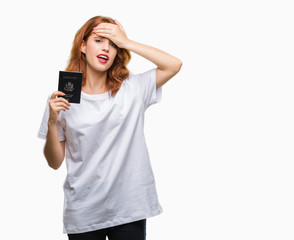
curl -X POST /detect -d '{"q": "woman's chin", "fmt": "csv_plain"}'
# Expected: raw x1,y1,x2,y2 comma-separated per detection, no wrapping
88,63,111,73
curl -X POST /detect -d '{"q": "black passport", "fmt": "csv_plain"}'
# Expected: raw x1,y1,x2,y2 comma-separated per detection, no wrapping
58,71,82,103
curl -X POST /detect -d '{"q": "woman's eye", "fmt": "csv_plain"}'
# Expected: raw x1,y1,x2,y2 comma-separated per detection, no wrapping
95,39,116,47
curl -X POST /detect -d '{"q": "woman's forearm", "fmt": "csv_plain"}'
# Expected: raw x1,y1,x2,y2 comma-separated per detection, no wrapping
44,123,65,170
123,40,182,88
124,40,182,71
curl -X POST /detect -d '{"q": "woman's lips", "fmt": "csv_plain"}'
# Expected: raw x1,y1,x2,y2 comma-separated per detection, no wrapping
97,54,109,63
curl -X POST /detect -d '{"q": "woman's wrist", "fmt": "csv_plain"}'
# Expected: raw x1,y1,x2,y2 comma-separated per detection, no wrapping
120,39,133,50
48,120,57,128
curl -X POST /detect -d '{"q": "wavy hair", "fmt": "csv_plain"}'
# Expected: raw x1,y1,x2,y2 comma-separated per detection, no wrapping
65,16,131,97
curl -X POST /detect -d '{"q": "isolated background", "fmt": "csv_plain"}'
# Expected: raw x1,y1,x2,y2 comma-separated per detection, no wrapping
0,0,294,239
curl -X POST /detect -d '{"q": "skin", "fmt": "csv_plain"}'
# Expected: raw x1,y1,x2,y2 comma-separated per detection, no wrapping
80,34,118,94
44,19,182,170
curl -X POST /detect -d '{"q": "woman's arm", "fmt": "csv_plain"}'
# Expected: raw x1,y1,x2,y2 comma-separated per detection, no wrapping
122,40,182,89
93,20,182,89
44,124,65,170
44,91,70,170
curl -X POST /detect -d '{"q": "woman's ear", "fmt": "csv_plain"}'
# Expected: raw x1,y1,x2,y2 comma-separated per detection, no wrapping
81,40,86,54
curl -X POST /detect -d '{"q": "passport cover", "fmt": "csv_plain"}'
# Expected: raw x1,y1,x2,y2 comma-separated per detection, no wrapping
58,71,82,103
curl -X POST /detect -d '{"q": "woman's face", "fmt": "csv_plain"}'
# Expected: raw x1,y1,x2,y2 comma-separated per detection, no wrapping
81,33,118,72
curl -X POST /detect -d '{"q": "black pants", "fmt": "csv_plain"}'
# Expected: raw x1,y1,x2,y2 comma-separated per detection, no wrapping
68,219,146,240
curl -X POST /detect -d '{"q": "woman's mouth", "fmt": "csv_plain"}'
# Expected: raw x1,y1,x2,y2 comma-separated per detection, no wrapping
97,54,109,63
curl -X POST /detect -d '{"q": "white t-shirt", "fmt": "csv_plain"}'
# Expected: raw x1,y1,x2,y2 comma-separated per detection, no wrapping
37,68,163,234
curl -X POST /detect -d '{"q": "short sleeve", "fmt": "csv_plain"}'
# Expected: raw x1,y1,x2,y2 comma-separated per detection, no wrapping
135,68,162,109
37,95,65,141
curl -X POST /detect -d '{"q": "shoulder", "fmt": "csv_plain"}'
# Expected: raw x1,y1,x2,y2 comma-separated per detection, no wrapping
121,71,138,89
122,68,156,86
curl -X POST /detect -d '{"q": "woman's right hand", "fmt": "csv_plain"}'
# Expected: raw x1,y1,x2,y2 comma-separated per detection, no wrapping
48,91,70,125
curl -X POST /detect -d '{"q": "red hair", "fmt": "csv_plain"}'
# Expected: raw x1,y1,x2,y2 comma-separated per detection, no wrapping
65,16,131,97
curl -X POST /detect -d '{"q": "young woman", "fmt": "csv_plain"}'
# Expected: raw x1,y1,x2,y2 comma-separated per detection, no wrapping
38,16,182,240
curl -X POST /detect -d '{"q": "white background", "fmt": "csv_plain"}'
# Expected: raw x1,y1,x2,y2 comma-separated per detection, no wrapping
0,0,294,239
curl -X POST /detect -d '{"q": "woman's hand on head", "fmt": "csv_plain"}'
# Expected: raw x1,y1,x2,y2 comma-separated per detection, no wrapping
48,91,70,125
92,20,130,49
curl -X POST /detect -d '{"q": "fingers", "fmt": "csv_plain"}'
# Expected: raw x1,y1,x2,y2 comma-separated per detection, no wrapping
53,100,70,110
93,25,111,34
92,25,112,38
50,91,66,99
94,29,112,36
49,91,71,111
93,22,116,30
93,32,111,40
53,106,68,113
52,98,70,108
95,20,124,30
93,22,122,34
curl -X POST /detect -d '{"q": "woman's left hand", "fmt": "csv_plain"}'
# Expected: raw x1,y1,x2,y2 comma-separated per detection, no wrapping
92,20,130,49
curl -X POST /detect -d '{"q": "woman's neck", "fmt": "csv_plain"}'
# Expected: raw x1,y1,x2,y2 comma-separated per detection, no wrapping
82,66,108,94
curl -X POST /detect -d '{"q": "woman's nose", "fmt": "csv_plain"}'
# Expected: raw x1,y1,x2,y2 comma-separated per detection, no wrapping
102,40,110,52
